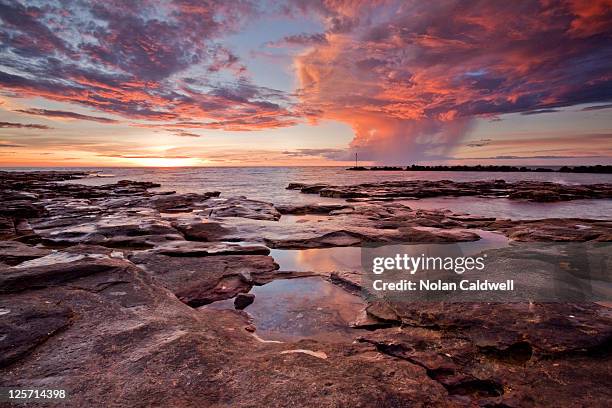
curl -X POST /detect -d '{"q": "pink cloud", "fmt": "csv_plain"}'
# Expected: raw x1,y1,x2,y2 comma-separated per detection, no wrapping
294,0,612,163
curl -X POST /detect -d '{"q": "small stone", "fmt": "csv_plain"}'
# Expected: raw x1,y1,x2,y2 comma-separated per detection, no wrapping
234,293,255,310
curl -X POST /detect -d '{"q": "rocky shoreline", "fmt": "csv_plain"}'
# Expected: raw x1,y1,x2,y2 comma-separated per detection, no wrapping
288,179,612,202
1,171,611,407
346,164,612,174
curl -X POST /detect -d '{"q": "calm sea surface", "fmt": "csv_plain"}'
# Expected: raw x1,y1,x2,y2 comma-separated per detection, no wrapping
4,167,612,220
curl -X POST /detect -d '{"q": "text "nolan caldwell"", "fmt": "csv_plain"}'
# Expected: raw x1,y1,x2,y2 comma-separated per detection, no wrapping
373,279,515,291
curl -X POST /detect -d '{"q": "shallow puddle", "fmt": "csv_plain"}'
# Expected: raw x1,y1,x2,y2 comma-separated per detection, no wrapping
204,230,509,343
203,276,367,343
270,229,509,273
270,247,362,272
278,214,332,224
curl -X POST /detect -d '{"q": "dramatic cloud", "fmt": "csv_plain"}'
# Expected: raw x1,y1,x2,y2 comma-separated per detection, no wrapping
0,121,51,129
294,0,612,163
281,148,345,159
1,0,611,165
166,129,201,137
15,108,119,123
0,141,24,147
455,133,612,161
466,139,492,148
0,0,295,130
521,109,561,115
101,154,193,159
268,33,328,48
581,103,612,111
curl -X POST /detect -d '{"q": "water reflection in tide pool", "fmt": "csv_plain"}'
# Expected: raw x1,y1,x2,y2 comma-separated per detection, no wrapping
270,230,509,273
270,247,362,272
204,230,509,342
278,214,333,224
203,277,367,342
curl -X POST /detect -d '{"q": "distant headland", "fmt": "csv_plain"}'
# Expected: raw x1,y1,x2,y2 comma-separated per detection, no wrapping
347,164,612,174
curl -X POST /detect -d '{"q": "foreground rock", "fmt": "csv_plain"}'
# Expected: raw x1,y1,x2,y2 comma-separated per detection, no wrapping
358,300,612,406
129,252,283,306
0,297,72,367
357,305,611,407
2,248,609,406
0,250,452,407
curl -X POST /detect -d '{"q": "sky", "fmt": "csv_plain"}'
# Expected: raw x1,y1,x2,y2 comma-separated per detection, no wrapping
0,0,611,167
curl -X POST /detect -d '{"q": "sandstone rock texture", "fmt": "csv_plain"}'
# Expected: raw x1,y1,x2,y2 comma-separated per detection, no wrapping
0,171,610,407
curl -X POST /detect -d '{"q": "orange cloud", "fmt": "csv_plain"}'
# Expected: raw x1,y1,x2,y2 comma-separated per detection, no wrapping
294,0,612,163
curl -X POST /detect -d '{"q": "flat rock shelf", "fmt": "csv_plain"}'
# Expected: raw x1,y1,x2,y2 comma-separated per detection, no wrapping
0,170,610,407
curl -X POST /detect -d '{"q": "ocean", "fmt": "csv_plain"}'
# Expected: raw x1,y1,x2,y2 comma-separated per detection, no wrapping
3,166,612,220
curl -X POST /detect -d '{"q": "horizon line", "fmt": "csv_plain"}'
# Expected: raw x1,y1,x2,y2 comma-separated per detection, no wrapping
2,164,611,169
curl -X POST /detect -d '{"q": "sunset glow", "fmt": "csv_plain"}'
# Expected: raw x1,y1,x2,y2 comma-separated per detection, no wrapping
123,157,206,167
1,0,611,167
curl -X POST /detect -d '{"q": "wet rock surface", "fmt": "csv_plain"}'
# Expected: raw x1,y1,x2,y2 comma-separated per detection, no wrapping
0,171,610,407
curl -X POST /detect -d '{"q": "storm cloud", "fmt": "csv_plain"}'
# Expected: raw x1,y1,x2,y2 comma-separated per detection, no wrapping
0,121,51,129
16,108,119,123
294,0,612,163
1,0,611,164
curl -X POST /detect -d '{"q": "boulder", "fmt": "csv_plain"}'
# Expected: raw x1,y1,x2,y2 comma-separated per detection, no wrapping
234,293,255,309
